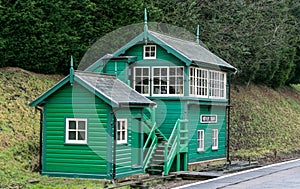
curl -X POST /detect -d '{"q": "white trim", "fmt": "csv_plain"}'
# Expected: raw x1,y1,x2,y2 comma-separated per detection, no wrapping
133,67,150,96
209,70,226,99
143,45,156,59
117,118,128,144
189,67,226,99
65,118,87,144
151,66,184,97
212,129,218,150
197,130,204,152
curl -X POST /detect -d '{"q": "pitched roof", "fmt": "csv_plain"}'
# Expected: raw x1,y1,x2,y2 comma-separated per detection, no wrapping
113,30,236,72
30,71,155,108
149,31,236,71
75,71,155,107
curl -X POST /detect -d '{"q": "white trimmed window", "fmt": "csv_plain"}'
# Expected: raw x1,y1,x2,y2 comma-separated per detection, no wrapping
197,130,204,152
144,45,156,59
209,71,226,98
152,66,184,96
134,67,150,95
117,119,127,144
65,118,87,144
189,67,208,97
212,129,218,150
189,67,226,99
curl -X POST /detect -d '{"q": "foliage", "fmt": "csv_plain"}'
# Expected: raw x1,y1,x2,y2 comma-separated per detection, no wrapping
0,0,299,87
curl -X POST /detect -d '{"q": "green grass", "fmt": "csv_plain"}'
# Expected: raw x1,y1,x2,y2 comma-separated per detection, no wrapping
230,84,300,160
292,84,300,92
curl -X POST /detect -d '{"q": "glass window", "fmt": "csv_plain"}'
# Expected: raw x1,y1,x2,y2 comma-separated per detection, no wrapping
209,71,226,98
197,130,204,152
65,118,87,144
117,119,127,144
134,67,150,95
144,45,156,59
189,67,208,97
152,66,184,96
212,129,218,150
189,67,226,99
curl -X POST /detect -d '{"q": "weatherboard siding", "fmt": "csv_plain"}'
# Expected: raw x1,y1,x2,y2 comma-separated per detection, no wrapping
115,109,144,178
154,99,184,138
43,84,110,178
188,105,227,163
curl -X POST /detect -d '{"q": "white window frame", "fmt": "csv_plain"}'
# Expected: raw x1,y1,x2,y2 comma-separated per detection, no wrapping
152,66,184,96
65,118,87,144
117,119,128,144
189,67,226,99
197,130,205,152
209,71,226,99
143,45,156,59
189,67,208,98
212,129,218,150
133,67,150,96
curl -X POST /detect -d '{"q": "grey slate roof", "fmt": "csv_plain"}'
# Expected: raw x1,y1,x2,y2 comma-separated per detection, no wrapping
149,30,236,71
75,71,155,107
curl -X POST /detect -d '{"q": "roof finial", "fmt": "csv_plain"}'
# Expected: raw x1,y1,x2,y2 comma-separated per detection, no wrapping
144,8,148,44
70,55,74,86
196,25,200,44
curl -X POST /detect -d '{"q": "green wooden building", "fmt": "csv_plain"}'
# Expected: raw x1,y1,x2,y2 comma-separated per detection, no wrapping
30,11,236,180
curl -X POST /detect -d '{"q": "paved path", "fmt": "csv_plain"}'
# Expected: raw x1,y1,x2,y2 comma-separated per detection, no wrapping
174,159,300,189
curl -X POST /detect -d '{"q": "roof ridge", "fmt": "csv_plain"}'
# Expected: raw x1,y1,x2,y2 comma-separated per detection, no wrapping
149,30,199,46
75,70,116,78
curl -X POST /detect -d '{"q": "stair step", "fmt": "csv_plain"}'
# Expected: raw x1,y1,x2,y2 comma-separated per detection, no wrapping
149,164,164,167
147,168,163,172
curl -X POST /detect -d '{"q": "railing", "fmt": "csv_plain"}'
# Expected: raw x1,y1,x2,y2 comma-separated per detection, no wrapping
163,119,188,175
143,122,158,169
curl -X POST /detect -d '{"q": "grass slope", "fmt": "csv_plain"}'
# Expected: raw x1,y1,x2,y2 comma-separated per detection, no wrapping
230,84,300,160
0,68,106,188
0,68,299,187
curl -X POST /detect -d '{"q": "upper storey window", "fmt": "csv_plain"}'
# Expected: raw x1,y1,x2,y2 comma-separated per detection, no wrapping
190,67,226,99
144,45,156,59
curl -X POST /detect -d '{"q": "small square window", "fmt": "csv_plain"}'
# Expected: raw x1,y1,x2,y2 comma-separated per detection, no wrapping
65,118,87,144
144,45,156,59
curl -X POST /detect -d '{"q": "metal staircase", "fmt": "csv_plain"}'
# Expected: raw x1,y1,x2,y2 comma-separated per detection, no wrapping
143,108,188,175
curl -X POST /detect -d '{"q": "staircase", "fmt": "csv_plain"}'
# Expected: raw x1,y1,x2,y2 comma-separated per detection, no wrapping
143,108,188,175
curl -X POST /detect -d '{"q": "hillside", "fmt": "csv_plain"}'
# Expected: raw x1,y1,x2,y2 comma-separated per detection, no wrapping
0,68,299,187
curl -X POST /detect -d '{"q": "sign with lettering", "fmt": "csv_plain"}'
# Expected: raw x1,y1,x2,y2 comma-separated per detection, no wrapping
200,115,217,123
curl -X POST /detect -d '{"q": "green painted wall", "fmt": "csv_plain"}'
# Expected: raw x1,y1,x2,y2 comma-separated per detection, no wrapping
114,108,144,178
43,83,111,179
187,104,227,163
104,60,129,83
151,99,185,138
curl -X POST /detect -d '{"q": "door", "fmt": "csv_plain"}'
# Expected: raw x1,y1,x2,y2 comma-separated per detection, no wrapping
131,118,142,168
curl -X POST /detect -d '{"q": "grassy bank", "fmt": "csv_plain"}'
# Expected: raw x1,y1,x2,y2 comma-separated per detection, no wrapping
230,84,300,161
0,68,299,187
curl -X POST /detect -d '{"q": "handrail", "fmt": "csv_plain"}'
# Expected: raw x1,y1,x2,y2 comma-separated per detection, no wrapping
143,122,157,169
163,119,188,175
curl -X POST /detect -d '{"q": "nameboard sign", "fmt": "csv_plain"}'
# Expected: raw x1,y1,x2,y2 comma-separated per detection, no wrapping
200,115,217,123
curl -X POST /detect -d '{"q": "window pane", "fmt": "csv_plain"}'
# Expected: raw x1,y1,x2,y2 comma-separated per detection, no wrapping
122,131,125,141
78,131,85,140
143,68,149,76
69,121,76,129
69,131,76,140
150,46,155,51
145,46,150,51
136,68,141,76
117,132,120,140
78,121,85,130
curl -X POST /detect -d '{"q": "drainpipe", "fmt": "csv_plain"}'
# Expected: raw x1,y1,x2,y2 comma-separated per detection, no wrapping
35,106,43,174
112,113,117,182
226,75,232,165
